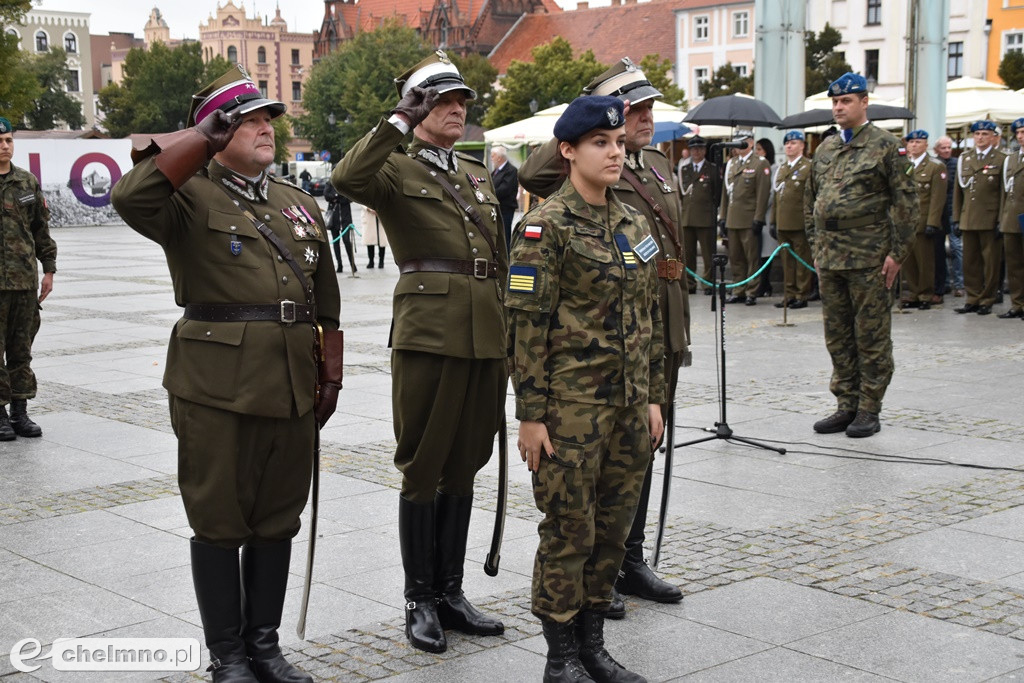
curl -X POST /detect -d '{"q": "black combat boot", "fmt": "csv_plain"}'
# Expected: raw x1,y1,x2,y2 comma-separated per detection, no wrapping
0,406,16,441
399,496,446,653
378,248,386,269
605,588,625,620
367,246,375,269
190,539,258,682
616,463,682,604
434,492,504,635
9,399,41,437
576,610,646,683
241,541,312,683
845,411,881,438
541,618,594,683
812,409,856,434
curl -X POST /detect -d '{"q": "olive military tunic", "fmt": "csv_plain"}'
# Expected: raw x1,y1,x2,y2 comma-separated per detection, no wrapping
954,146,1006,308
332,120,507,503
679,159,721,292
903,155,947,303
1001,150,1024,311
721,153,771,298
771,156,814,302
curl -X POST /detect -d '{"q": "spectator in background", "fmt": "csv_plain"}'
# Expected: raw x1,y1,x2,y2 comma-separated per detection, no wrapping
490,145,519,250
935,136,964,298
299,167,312,192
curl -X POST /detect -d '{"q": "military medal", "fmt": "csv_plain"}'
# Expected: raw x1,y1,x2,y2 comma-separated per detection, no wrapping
466,172,486,203
651,167,673,193
304,246,318,264
230,237,242,256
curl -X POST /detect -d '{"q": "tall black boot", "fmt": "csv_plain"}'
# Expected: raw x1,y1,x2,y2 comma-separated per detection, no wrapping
434,493,504,635
367,246,375,269
9,399,41,437
399,496,446,653
190,539,258,682
541,618,594,683
241,540,312,683
378,247,386,269
0,406,16,441
615,461,682,604
576,611,646,683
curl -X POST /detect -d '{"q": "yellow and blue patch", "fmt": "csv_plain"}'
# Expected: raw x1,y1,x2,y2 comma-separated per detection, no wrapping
614,234,637,269
509,265,537,293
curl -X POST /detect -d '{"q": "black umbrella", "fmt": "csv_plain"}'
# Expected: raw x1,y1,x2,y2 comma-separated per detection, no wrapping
778,104,915,129
683,94,782,127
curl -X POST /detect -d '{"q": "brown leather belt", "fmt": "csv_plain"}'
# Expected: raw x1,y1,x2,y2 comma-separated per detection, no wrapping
399,257,498,279
656,259,685,281
183,301,315,324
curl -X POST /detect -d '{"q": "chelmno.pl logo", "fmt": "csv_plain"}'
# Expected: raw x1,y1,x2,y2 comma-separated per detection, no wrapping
10,637,201,673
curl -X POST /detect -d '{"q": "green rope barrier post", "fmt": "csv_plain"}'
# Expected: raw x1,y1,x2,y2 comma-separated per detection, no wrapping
775,246,796,327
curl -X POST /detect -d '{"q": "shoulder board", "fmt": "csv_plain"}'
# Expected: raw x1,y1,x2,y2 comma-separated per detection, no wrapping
268,176,313,196
455,150,484,165
642,145,668,161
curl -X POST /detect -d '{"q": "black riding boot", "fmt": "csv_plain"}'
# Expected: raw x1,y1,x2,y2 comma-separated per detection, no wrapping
0,406,15,441
576,610,646,683
190,539,258,682
399,496,446,653
615,460,682,604
9,399,41,437
378,247,386,268
541,618,594,683
241,541,312,682
434,493,504,635
367,246,375,269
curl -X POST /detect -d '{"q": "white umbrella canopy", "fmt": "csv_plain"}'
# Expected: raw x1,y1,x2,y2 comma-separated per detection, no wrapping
942,76,1024,126
484,101,688,147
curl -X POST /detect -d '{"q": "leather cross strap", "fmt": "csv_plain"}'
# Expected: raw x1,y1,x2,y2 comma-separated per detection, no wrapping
399,257,498,279
620,166,684,260
183,302,315,324
414,158,501,259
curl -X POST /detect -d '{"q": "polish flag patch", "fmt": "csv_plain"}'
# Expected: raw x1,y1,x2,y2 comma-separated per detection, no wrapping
524,224,543,240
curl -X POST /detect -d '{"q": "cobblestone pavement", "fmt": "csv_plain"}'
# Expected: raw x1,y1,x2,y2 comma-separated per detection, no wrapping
2,225,1024,682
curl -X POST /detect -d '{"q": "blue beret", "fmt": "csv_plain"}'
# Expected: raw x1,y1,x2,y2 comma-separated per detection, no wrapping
783,130,804,143
1012,118,1024,133
906,129,928,140
828,72,867,97
0,117,11,134
970,120,997,133
554,96,625,142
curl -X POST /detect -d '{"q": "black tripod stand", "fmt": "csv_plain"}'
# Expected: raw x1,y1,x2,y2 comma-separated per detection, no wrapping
676,254,786,454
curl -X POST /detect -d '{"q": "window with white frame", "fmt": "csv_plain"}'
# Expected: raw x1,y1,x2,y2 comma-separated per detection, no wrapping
64,32,77,53
35,30,48,52
734,64,749,77
227,45,238,62
66,69,80,92
948,41,963,79
1007,31,1024,54
733,11,749,38
694,66,709,94
694,15,709,41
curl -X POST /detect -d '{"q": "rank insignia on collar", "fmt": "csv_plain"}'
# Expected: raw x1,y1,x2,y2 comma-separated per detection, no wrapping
633,234,659,263
614,233,638,269
230,238,242,256
509,265,536,292
304,246,318,264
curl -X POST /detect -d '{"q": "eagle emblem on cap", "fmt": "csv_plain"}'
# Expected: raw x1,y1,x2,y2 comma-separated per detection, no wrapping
607,107,620,126
622,57,637,73
435,49,451,64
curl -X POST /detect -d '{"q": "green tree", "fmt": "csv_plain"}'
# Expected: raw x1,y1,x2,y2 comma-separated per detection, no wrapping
298,21,430,157
483,37,606,128
0,0,38,126
271,115,292,164
22,48,85,130
451,52,497,126
999,50,1024,91
638,54,687,110
98,42,232,136
805,23,852,95
697,63,753,100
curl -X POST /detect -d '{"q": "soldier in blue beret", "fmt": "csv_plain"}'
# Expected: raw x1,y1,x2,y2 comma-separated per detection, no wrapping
901,129,948,311
906,129,929,141
969,120,998,133
783,130,805,143
828,71,868,97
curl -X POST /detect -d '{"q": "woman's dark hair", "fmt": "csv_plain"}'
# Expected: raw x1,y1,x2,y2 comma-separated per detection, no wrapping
756,137,776,166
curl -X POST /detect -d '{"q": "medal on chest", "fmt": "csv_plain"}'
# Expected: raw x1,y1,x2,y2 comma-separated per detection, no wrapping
230,237,242,256
651,167,673,193
466,172,487,204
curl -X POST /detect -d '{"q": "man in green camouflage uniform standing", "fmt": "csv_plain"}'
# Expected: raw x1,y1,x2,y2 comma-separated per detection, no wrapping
720,132,770,305
999,117,1024,319
0,116,55,441
771,131,813,309
509,96,664,683
804,73,917,439
900,130,947,310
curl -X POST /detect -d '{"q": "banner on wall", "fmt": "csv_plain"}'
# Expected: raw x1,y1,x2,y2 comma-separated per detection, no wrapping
12,139,135,228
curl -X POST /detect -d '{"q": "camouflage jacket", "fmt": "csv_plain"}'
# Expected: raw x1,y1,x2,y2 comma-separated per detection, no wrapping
505,179,666,422
0,164,57,290
804,123,918,270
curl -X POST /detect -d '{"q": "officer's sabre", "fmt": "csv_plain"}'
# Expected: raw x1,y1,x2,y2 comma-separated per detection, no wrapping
484,415,508,576
296,428,320,638
651,403,675,569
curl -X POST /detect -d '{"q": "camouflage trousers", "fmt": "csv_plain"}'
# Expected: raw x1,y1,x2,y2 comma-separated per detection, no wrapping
0,289,40,405
531,398,650,623
819,267,894,415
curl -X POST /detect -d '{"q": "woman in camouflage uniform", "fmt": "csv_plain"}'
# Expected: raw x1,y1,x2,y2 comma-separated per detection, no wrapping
506,96,664,683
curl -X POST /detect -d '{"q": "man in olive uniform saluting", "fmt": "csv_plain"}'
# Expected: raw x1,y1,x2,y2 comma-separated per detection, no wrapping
0,116,55,441
679,136,721,295
519,57,689,615
331,50,507,654
720,132,770,305
771,130,814,309
953,120,1006,316
804,72,917,439
112,65,340,683
998,117,1024,319
900,130,947,310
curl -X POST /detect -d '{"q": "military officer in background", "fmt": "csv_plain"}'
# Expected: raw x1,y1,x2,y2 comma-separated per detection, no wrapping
900,130,947,310
770,130,814,309
953,120,1006,315
331,50,507,654
519,57,689,617
0,116,55,442
998,117,1024,319
112,65,340,682
804,72,917,439
720,131,770,305
678,135,721,295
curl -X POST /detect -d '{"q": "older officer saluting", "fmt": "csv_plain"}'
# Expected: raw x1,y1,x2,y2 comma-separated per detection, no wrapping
804,72,917,439
332,50,506,654
112,65,340,682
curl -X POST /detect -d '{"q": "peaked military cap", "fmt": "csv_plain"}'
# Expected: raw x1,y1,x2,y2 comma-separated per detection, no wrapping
0,117,11,134
782,130,805,143
554,96,625,143
828,72,868,97
687,135,707,148
734,129,754,141
188,64,285,127
395,49,476,100
905,129,928,140
970,120,997,133
582,57,662,105
1012,117,1024,133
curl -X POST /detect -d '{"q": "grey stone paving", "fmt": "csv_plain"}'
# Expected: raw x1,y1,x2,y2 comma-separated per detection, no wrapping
2,224,1024,682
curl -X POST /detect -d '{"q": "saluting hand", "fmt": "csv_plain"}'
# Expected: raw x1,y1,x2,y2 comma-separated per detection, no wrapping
392,86,440,129
518,420,556,473
194,110,241,156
